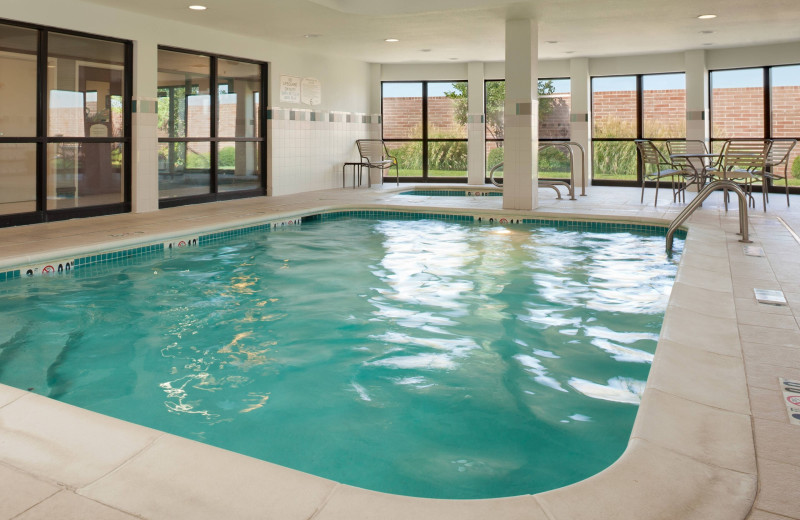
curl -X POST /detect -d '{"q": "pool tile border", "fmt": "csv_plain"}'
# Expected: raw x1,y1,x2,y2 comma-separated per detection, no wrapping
1,211,685,280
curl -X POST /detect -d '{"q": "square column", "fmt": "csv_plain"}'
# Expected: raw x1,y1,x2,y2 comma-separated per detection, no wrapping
467,61,486,185
685,50,709,146
503,19,538,211
131,39,159,213
569,58,590,192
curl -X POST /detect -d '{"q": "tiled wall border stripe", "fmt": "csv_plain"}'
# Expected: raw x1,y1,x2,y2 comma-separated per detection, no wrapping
1,212,684,282
267,107,380,124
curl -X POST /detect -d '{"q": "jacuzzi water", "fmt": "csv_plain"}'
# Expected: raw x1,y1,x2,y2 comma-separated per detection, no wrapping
0,217,681,499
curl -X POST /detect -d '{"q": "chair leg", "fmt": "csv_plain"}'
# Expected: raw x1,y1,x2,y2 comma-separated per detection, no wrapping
654,178,659,207
640,181,646,203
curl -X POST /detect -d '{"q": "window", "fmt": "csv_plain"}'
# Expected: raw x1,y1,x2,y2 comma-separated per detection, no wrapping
0,20,131,226
711,65,800,191
157,47,266,205
591,73,685,184
484,78,572,183
381,81,468,181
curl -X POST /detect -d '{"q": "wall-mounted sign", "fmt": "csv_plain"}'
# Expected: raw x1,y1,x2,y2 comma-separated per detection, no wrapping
279,75,301,104
301,77,321,106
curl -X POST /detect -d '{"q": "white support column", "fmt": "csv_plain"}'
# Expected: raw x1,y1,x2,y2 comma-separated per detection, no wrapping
569,58,591,192
503,19,538,210
131,39,159,213
467,61,486,185
685,50,709,146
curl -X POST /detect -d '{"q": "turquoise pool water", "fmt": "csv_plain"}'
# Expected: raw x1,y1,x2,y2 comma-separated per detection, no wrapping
0,217,680,499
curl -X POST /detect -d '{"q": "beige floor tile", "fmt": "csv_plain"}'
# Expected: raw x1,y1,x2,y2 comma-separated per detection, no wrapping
753,418,800,467
746,509,798,520
736,310,800,331
0,465,59,519
743,342,800,370
744,361,800,391
536,439,756,520
81,434,337,520
0,393,161,488
314,487,548,520
14,490,138,520
748,386,796,423
0,384,27,408
659,306,742,357
668,282,736,319
739,325,800,348
631,389,755,474
675,264,734,293
735,297,795,316
754,459,800,518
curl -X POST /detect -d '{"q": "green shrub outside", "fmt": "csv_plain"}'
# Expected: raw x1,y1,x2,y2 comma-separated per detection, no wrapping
792,156,800,179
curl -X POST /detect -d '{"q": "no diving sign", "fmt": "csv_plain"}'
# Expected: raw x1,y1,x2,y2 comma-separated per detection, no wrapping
780,378,800,426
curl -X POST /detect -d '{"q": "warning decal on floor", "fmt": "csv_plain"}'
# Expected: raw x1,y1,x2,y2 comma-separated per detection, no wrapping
779,378,800,426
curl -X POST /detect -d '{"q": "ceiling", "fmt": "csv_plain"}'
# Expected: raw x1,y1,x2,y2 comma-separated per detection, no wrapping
84,0,800,64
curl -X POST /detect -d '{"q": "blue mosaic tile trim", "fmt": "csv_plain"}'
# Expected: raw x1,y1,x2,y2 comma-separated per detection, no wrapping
0,270,20,282
306,211,473,223
400,190,502,197
198,223,272,245
74,243,164,268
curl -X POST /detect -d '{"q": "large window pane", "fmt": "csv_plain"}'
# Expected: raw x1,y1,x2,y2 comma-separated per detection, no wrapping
592,76,636,138
427,82,467,139
0,143,36,214
540,78,571,139
158,142,212,198
486,141,503,176
539,144,572,179
427,140,467,177
592,141,637,181
382,82,422,139
0,24,38,137
385,141,421,177
711,68,764,138
218,141,260,191
218,59,260,138
643,73,685,138
485,80,504,140
771,65,800,187
48,33,125,138
157,50,211,139
47,142,123,209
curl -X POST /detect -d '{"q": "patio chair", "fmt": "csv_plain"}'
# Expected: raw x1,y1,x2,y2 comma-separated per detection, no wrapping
717,139,772,210
763,138,797,207
635,140,690,206
356,139,400,186
665,139,715,188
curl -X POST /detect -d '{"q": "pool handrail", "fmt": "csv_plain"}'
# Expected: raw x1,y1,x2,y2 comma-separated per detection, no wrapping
488,141,587,198
666,179,751,252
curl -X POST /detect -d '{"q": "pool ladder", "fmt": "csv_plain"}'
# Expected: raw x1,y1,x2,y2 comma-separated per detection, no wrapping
489,141,587,200
666,179,752,253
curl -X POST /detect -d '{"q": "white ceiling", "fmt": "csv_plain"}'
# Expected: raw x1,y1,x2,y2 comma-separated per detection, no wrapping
85,0,800,63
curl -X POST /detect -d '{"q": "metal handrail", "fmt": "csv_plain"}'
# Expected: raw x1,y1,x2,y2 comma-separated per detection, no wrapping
488,141,587,198
666,180,752,252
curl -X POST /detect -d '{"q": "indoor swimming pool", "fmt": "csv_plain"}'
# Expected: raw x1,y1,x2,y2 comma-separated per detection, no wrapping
0,215,682,499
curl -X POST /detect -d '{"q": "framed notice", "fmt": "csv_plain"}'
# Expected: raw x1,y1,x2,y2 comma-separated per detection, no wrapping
301,77,321,106
280,75,301,104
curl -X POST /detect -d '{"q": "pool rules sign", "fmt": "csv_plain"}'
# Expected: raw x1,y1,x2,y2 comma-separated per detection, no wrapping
780,378,800,425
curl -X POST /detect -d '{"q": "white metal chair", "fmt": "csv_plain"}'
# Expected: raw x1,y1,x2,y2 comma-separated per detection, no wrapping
635,140,690,206
763,138,797,207
716,140,772,210
356,139,400,186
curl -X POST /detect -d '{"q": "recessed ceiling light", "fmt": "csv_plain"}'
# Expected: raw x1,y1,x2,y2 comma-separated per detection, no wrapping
564,51,575,54
702,43,713,46
304,34,320,38
385,38,399,42
545,40,559,44
697,14,717,19
449,57,458,61
420,49,432,52
700,30,714,34
188,5,207,10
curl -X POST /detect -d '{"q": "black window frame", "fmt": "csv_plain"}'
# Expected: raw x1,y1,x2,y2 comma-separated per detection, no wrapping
590,72,687,187
157,45,268,209
0,17,133,228
381,80,469,183
709,64,800,195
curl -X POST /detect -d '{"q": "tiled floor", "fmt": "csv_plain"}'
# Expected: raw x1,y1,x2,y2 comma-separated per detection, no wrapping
0,183,798,519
